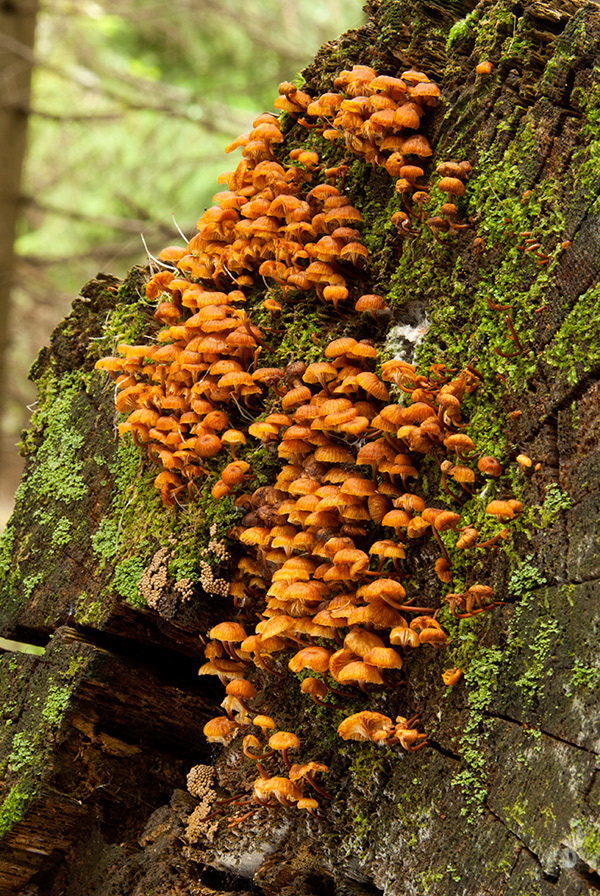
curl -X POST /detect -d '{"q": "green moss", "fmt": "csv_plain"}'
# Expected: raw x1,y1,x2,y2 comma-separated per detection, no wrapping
446,10,480,51
539,484,571,527
41,684,71,727
453,646,503,816
0,526,16,580
569,660,600,691
0,782,34,839
113,557,146,606
543,282,600,382
22,573,43,600
50,518,72,548
570,816,600,867
74,595,103,625
20,375,89,505
91,518,120,560
508,555,547,598
8,732,38,774
514,617,560,706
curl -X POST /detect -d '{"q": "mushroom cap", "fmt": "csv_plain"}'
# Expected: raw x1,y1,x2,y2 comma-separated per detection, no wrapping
297,797,320,811
289,761,329,781
288,646,332,674
344,629,386,657
363,646,403,669
442,667,463,686
209,621,247,642
300,678,328,700
337,661,384,686
262,776,303,804
337,710,393,742
269,731,301,752
478,456,502,476
486,499,515,519
225,679,255,699
357,578,406,601
253,714,276,732
203,716,238,743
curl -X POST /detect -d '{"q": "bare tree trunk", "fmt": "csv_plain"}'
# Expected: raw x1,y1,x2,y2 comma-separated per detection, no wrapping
0,0,38,498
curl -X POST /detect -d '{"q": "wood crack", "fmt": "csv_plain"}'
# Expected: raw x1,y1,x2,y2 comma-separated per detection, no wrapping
483,709,600,757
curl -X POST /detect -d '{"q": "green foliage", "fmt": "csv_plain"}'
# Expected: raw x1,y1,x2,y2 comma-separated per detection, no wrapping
544,282,600,384
446,11,479,50
569,660,600,691
42,684,71,727
0,783,34,839
113,557,146,605
0,526,16,580
20,376,88,505
515,618,561,705
91,518,120,560
8,732,37,774
50,518,72,548
453,647,503,816
22,573,43,600
539,484,571,527
508,555,547,598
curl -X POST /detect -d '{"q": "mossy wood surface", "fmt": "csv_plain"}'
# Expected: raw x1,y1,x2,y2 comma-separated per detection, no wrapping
1,0,600,894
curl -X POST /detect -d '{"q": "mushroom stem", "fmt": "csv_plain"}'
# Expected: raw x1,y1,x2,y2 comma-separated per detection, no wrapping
431,527,450,563
474,533,505,549
228,809,258,827
306,775,333,800
440,469,464,505
455,601,504,618
254,649,284,678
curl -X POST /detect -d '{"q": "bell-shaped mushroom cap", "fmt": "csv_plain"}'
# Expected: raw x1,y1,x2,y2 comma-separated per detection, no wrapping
203,716,238,744
478,456,502,477
389,626,420,649
337,661,384,686
300,678,328,700
253,714,276,734
297,797,320,813
434,510,462,531
337,710,393,742
346,601,405,629
242,734,263,757
209,622,247,642
442,667,463,686
269,731,301,752
288,646,332,674
444,433,477,454
289,761,329,782
357,578,406,602
344,629,385,657
363,646,403,669
485,499,516,519
198,659,245,680
225,679,255,699
262,777,303,804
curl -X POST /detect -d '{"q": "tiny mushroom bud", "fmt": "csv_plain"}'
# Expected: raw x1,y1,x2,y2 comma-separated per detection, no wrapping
442,667,463,686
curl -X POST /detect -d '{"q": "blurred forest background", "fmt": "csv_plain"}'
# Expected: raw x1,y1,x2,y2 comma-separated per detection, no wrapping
0,0,365,522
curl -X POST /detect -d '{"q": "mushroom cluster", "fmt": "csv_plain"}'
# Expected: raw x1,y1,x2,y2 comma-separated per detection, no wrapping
281,65,440,170
95,61,522,825
95,62,447,503
193,347,524,823
198,717,332,827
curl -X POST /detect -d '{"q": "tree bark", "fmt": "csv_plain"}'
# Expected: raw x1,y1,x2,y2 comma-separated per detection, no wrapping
1,1,600,894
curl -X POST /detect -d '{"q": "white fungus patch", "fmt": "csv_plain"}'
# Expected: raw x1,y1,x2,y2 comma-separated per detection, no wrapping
213,819,290,877
385,314,430,364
